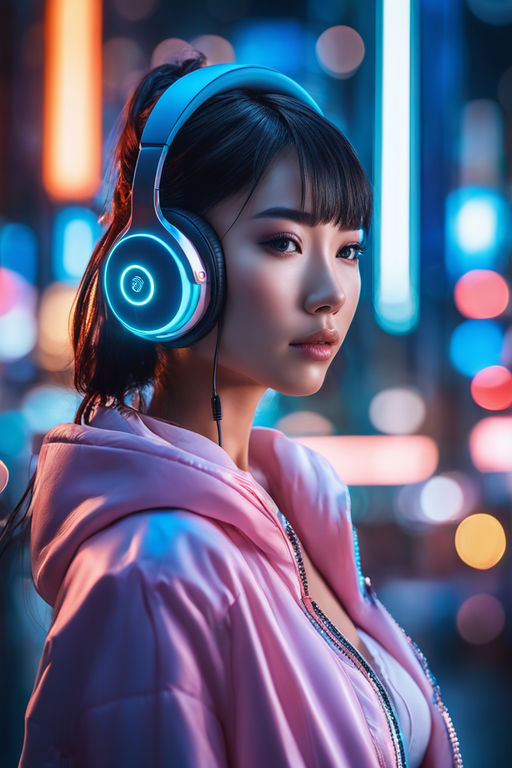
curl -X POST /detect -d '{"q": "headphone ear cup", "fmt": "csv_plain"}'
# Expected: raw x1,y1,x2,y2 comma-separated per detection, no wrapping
160,207,226,347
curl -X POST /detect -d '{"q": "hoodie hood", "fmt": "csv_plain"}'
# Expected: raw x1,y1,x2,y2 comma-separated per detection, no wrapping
29,404,364,612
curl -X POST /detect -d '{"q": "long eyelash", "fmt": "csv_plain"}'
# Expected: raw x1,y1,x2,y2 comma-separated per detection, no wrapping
262,235,366,259
261,234,300,252
339,243,367,261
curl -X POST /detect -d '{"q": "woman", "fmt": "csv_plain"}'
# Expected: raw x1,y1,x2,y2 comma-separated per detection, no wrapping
12,53,461,766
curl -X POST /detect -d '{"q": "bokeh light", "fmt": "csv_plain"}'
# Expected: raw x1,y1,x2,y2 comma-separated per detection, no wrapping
0,306,37,362
37,282,76,372
275,411,335,436
315,25,365,79
454,269,509,318
457,198,497,251
469,416,512,471
455,513,506,569
189,34,235,64
420,475,465,522
449,319,503,377
395,470,479,529
446,187,509,278
150,38,196,69
53,207,100,283
21,385,81,434
103,37,146,101
471,366,512,410
0,222,37,284
369,387,426,434
0,411,30,458
0,459,9,494
457,593,506,644
294,435,438,485
0,268,36,317
112,0,158,22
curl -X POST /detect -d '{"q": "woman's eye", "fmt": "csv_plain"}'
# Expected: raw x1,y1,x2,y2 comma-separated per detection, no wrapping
338,244,364,261
262,235,300,254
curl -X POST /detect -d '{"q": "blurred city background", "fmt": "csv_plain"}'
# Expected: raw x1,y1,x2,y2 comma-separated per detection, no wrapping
1,0,511,765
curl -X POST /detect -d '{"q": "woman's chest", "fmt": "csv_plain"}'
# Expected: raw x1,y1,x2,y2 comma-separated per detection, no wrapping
297,535,376,667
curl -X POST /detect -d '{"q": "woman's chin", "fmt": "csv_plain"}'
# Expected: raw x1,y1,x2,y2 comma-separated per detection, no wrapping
275,375,326,398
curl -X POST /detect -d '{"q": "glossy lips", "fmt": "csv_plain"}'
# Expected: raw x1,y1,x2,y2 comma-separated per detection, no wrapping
290,327,339,361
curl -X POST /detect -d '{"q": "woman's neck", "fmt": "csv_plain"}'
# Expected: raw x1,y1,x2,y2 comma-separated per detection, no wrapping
147,352,266,472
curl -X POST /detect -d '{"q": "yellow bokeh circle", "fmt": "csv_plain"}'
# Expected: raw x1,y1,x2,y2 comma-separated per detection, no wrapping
455,513,506,570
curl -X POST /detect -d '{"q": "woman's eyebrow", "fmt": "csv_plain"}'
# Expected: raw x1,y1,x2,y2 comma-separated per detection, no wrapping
251,207,315,225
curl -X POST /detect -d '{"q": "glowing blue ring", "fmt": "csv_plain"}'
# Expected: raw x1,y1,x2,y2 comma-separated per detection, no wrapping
104,233,198,340
120,264,155,306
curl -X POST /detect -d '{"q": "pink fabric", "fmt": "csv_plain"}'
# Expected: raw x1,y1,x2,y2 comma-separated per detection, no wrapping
19,404,458,767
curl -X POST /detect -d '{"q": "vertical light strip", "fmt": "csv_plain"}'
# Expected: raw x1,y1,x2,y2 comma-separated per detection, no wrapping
374,0,419,333
43,0,102,201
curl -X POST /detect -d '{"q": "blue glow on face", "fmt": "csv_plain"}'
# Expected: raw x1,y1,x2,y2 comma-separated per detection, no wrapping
120,264,155,306
449,319,503,377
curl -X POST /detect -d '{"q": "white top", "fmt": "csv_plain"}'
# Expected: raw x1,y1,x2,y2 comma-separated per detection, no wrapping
358,628,432,768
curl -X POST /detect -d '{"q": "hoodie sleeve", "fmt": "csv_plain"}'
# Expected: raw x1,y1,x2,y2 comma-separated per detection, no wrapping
19,513,236,768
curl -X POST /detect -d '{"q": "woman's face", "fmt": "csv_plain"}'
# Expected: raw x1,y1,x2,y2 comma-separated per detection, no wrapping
193,147,363,396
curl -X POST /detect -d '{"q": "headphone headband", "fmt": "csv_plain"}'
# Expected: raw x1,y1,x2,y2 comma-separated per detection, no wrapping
140,63,322,148
130,64,323,222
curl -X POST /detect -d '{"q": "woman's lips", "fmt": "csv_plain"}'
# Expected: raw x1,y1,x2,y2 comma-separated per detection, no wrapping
289,342,335,361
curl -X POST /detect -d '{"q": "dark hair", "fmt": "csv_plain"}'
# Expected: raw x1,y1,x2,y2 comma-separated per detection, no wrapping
0,50,372,559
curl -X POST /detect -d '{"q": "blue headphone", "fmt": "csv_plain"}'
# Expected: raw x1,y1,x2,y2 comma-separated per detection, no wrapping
102,63,323,348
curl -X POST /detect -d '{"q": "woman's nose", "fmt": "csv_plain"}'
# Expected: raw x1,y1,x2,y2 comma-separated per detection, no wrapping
303,266,347,315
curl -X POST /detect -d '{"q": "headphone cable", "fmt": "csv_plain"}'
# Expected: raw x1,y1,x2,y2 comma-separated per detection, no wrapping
211,314,223,447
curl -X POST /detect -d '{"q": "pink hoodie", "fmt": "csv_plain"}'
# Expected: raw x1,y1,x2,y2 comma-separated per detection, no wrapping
19,404,461,767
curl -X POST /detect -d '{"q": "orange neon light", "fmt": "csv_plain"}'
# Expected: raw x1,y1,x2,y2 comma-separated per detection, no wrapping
43,0,102,200
292,435,439,485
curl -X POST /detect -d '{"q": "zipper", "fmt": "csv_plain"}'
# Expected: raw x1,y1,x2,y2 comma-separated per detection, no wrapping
248,484,462,767
278,512,408,768
377,599,464,768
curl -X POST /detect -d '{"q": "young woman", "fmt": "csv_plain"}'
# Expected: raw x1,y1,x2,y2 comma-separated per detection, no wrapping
10,52,461,767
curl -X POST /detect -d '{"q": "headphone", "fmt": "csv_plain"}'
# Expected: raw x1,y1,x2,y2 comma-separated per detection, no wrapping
102,62,323,347
101,63,323,444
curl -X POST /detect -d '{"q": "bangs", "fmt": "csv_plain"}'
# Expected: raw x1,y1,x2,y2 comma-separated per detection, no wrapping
162,89,373,236
292,120,373,234
233,94,373,235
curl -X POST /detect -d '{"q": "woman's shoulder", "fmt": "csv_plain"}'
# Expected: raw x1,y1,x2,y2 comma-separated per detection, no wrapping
64,508,244,616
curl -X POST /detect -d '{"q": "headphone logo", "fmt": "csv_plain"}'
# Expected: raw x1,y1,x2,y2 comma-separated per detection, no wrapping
131,275,144,293
120,264,155,306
